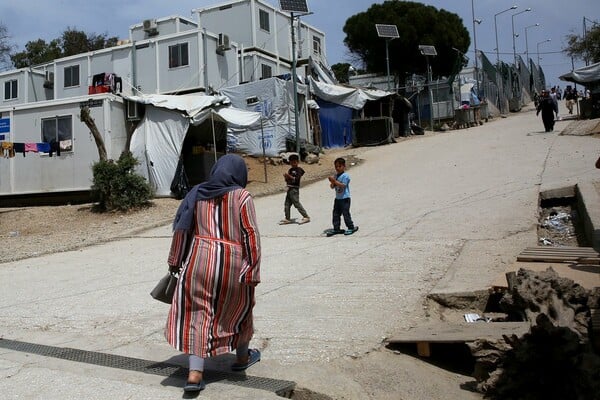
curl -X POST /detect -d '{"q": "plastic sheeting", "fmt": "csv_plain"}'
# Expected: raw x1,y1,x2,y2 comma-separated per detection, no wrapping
125,94,262,127
316,99,353,148
559,62,600,85
127,94,262,196
220,77,308,157
309,77,392,110
130,106,189,197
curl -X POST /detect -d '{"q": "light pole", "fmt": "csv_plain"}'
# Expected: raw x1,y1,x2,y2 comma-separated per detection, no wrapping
494,5,517,64
418,45,437,131
524,23,539,63
512,8,531,67
537,38,551,67
376,24,399,91
279,0,310,154
471,0,482,96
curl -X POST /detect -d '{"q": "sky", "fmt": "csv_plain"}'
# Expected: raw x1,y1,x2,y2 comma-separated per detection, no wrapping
1,0,599,88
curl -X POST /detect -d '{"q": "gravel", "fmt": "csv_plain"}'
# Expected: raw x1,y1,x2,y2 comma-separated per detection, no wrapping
1,148,368,264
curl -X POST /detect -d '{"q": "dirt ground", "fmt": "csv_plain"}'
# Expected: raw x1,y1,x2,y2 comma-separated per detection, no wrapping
0,147,368,264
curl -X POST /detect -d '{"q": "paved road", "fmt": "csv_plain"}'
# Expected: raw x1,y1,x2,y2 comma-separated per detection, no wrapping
1,107,598,399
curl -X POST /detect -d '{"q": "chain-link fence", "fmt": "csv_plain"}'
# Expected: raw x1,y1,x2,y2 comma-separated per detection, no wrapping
398,49,548,128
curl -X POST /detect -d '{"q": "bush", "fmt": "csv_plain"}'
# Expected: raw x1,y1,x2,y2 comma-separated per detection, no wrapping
91,151,153,212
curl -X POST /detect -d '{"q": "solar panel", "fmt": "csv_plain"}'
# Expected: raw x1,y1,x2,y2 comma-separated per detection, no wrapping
418,45,437,56
376,24,399,38
279,0,309,13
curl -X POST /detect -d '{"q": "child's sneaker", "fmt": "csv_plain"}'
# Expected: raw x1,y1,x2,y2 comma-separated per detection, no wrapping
299,217,311,224
279,219,293,225
344,226,359,235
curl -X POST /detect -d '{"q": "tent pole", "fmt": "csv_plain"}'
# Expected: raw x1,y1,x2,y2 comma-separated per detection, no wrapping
261,117,267,183
211,113,217,162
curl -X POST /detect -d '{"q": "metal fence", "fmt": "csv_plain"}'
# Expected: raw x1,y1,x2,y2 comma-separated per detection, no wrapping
397,49,548,128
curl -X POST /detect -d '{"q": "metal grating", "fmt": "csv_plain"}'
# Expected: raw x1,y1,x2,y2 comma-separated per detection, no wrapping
0,338,295,396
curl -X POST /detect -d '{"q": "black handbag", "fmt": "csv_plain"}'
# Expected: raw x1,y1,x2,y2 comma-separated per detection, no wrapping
150,272,178,304
170,158,190,200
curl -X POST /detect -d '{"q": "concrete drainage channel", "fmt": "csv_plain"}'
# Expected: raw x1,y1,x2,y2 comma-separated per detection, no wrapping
410,184,600,398
429,184,596,312
0,338,334,399
537,186,589,248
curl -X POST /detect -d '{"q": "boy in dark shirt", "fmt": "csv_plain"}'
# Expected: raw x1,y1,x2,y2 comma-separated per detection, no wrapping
280,154,310,224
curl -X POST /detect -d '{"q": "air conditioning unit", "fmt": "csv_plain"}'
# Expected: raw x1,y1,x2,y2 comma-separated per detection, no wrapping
143,19,158,35
218,33,231,51
43,71,54,89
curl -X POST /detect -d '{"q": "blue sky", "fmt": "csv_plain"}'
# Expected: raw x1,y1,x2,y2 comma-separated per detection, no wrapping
1,0,599,87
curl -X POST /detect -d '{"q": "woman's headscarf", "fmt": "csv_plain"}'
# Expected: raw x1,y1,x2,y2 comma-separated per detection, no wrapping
172,154,248,232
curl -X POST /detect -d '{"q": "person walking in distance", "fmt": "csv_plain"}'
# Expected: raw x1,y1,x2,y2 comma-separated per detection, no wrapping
280,154,310,225
536,89,559,132
550,87,560,120
564,86,577,115
327,157,358,236
165,154,262,393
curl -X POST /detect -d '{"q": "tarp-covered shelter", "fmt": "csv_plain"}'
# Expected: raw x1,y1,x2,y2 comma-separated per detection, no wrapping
127,94,261,197
309,77,394,147
219,77,309,157
559,62,600,85
560,62,600,118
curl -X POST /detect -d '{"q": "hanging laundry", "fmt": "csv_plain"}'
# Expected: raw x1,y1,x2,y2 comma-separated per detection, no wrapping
2,141,15,158
59,139,72,150
49,141,61,157
36,142,51,153
24,143,38,153
13,142,25,157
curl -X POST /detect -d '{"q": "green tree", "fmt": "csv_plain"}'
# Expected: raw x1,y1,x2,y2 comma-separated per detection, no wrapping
565,25,600,64
342,1,470,80
331,63,351,83
11,39,62,68
10,27,119,68
91,152,153,212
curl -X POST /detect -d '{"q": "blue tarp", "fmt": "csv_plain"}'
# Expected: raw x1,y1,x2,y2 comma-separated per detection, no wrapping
316,99,353,148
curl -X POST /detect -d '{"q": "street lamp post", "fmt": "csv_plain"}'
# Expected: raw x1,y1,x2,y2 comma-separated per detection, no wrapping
494,5,517,64
512,8,532,67
471,0,482,96
376,24,400,91
537,38,551,67
524,23,539,63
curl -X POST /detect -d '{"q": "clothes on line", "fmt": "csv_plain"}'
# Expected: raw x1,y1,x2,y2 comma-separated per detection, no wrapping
1,140,68,158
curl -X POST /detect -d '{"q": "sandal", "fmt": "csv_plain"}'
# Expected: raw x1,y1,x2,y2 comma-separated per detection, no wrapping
183,380,206,392
231,348,261,371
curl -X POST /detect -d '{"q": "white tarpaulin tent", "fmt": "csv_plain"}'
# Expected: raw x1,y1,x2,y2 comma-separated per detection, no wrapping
308,77,391,110
127,94,261,196
219,77,309,157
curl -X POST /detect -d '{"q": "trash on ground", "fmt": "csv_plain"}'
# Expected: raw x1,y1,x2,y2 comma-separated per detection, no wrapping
464,313,492,323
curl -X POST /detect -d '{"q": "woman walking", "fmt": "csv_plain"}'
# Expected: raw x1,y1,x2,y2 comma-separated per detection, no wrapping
165,154,262,393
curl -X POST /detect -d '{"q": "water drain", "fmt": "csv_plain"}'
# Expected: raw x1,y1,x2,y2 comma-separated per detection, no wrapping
0,338,295,397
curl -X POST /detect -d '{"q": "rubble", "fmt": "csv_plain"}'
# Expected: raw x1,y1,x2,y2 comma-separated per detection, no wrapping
468,268,600,399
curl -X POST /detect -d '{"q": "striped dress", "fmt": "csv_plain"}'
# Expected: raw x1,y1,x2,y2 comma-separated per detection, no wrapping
165,188,261,358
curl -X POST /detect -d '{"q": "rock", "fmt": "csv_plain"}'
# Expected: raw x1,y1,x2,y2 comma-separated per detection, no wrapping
305,153,319,164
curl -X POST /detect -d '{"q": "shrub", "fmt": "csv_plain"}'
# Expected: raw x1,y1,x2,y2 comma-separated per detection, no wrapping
91,151,153,212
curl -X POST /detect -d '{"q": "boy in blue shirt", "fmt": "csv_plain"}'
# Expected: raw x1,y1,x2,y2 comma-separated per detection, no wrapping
327,157,358,235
